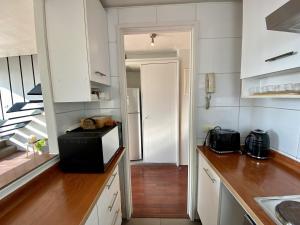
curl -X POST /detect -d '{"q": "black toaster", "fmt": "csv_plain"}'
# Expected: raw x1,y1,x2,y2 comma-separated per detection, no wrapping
205,126,241,153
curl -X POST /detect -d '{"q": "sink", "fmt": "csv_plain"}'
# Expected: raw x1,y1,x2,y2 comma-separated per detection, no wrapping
255,195,300,225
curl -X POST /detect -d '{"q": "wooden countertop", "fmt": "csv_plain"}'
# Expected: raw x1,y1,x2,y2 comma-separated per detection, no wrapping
198,146,300,225
0,147,125,225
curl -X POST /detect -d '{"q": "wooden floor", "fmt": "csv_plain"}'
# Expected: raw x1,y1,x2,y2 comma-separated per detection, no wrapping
131,164,188,218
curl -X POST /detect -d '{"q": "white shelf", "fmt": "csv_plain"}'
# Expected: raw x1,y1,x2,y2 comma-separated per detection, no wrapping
241,71,300,99
242,94,300,99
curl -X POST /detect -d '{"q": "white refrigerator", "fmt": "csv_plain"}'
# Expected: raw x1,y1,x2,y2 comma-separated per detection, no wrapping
127,88,142,161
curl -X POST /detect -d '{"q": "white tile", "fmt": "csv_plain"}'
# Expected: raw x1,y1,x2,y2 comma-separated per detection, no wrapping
106,8,118,42
197,2,242,38
196,107,239,138
238,107,253,138
118,6,156,24
195,73,241,107
198,38,242,74
250,107,300,158
55,110,85,135
251,98,300,111
84,108,121,121
239,98,255,107
109,43,118,76
54,102,85,113
157,4,196,23
85,77,121,109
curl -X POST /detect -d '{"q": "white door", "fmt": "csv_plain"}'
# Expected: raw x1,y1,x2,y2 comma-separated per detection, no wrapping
140,62,179,164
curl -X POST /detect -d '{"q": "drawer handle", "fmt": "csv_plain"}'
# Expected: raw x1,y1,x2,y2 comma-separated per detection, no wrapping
95,71,107,76
108,192,118,212
203,168,216,183
111,209,120,225
265,51,297,62
106,173,117,190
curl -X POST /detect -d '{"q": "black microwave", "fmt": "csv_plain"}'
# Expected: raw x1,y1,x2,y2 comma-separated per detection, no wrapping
58,124,122,172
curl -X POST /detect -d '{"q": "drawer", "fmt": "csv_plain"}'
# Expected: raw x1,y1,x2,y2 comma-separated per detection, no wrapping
98,166,121,225
98,190,121,225
199,154,220,184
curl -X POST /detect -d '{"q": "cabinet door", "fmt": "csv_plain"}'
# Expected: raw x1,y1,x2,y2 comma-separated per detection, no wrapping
45,0,92,102
241,0,267,78
85,0,111,85
197,154,221,225
85,206,99,225
241,0,300,78
262,0,300,75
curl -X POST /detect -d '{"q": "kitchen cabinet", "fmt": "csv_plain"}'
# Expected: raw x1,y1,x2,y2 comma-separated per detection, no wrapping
85,206,99,225
45,0,110,102
241,0,300,79
197,153,221,225
85,166,122,225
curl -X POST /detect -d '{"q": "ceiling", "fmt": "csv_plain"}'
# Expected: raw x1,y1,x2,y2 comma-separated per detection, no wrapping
101,0,240,8
125,31,190,71
0,0,36,58
124,32,191,53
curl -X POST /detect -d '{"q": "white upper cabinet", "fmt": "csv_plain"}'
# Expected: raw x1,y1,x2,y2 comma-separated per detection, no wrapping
86,0,110,85
45,0,110,102
241,0,300,79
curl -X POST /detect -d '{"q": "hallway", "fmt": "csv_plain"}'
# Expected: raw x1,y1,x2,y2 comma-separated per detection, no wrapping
131,164,188,218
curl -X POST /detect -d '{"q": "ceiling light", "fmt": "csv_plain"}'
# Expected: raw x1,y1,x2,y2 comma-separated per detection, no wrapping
150,33,157,47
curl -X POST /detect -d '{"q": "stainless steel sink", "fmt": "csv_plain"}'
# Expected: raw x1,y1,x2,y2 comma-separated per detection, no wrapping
255,195,300,225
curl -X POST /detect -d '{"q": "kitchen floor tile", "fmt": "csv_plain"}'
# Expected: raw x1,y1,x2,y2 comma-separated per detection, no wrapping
122,218,160,225
122,218,201,225
160,218,201,225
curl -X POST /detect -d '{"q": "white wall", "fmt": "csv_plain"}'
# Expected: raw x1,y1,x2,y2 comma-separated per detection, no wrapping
239,98,300,160
102,2,243,164
178,49,190,165
126,71,140,88
80,2,300,162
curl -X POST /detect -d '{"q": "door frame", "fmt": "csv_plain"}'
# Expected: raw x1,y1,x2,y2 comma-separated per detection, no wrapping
126,58,180,165
117,23,199,220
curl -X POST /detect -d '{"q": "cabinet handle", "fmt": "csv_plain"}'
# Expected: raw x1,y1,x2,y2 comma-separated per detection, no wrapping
95,71,106,76
111,209,120,225
203,168,216,183
265,51,297,62
106,173,117,189
108,192,118,212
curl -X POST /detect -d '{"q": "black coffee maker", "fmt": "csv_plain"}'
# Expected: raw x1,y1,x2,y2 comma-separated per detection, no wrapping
245,129,270,159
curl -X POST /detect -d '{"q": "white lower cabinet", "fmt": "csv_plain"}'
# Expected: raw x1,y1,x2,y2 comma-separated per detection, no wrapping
85,166,122,225
197,154,221,225
85,206,99,225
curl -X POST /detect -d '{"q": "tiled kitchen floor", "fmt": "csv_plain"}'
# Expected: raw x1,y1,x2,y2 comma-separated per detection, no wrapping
122,218,201,225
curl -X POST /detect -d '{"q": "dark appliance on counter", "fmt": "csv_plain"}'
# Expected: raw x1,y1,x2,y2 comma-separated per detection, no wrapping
58,123,122,173
245,129,270,159
204,126,241,153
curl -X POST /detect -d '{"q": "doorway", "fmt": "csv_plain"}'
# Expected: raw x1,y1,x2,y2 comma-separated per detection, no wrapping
123,31,192,218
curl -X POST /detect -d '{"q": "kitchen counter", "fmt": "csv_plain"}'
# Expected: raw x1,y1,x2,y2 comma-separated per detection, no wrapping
0,147,125,225
198,146,300,225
